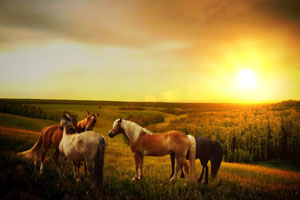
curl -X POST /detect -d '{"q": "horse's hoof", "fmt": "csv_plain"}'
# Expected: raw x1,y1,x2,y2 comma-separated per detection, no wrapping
132,177,137,182
76,178,81,183
184,180,193,186
190,178,197,183
169,178,176,183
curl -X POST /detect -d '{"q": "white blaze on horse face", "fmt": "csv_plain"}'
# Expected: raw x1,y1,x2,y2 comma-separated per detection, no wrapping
112,119,119,129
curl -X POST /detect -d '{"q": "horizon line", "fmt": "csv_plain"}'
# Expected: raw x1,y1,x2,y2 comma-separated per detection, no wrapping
0,97,296,104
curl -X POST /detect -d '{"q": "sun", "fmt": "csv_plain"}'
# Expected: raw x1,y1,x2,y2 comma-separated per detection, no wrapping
237,69,256,89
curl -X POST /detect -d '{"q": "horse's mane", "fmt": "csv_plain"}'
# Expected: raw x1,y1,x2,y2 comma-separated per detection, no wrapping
121,119,152,143
66,125,76,134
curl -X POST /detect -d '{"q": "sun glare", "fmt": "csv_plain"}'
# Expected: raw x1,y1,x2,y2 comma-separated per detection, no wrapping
237,69,256,89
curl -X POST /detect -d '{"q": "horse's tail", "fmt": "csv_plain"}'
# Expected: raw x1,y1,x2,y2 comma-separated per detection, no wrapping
93,135,106,191
17,130,43,160
187,135,197,182
210,141,223,179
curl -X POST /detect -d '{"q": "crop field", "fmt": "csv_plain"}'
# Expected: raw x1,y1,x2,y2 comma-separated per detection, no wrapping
0,101,300,199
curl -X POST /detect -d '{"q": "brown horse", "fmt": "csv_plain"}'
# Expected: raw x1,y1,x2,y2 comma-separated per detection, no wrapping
18,111,99,175
76,111,99,132
108,118,197,184
170,136,223,184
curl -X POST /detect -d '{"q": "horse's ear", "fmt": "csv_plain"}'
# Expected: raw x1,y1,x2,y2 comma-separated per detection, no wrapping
96,113,99,117
61,113,66,119
71,115,78,127
119,118,122,122
87,110,90,115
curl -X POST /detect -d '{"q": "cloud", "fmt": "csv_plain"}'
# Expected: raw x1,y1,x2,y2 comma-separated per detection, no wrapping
0,0,300,101
0,0,149,47
255,0,300,21
1,0,299,49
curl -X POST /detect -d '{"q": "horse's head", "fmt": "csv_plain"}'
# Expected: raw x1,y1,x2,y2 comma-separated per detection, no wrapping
84,110,99,131
108,118,124,138
60,113,76,133
60,113,73,128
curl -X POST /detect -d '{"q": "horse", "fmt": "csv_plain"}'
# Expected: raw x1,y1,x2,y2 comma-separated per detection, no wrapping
17,111,99,175
169,136,223,184
58,113,106,193
76,111,99,132
108,118,197,184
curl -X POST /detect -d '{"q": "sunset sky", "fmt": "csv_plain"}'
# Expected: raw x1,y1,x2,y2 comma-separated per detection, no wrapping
0,0,300,103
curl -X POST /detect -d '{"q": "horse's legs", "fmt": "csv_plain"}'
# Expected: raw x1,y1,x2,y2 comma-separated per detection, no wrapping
140,155,144,179
58,155,67,186
40,143,51,174
76,161,81,182
180,166,184,178
72,161,77,181
86,161,94,188
198,166,204,183
71,161,81,182
133,153,141,181
178,156,190,183
83,161,88,182
34,154,37,172
170,153,184,178
53,148,61,173
204,166,209,184
170,155,182,183
170,153,175,178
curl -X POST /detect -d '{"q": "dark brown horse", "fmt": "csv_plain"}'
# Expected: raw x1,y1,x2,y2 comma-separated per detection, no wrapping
18,111,99,175
170,136,223,184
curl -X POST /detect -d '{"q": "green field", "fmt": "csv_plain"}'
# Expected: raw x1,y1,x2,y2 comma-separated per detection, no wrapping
0,102,299,200
0,113,55,132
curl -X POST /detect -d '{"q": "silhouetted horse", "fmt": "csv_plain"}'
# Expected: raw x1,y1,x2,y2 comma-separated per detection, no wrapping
170,136,223,184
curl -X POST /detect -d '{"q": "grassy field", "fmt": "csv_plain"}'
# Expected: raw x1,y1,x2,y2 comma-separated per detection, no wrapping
0,104,299,200
0,113,56,131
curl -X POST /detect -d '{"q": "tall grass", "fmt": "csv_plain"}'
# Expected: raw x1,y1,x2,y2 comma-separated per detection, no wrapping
0,104,300,199
1,128,299,200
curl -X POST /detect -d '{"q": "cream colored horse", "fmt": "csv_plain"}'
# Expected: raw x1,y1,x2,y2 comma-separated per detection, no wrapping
58,113,106,190
108,118,197,184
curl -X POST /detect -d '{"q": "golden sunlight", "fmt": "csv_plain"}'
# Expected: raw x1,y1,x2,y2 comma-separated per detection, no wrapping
236,69,257,89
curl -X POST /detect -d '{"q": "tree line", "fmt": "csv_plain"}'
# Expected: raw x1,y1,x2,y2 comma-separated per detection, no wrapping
0,102,62,121
148,100,300,166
